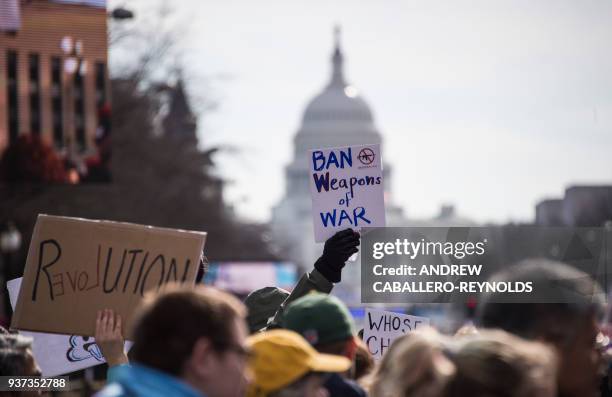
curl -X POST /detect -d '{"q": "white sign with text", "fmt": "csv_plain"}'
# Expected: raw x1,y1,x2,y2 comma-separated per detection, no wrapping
7,278,132,377
362,308,430,360
309,144,386,242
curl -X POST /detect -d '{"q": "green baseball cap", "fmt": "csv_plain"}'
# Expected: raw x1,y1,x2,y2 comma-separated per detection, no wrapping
282,292,354,346
245,287,290,333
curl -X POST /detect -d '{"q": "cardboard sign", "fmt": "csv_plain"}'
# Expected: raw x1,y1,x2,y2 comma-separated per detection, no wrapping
11,215,206,336
362,308,430,360
7,278,133,377
309,144,386,242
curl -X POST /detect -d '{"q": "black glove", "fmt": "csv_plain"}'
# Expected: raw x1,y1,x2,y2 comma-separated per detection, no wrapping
314,228,360,283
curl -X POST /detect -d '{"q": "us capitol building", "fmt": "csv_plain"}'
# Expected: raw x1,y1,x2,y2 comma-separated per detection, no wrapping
270,29,472,304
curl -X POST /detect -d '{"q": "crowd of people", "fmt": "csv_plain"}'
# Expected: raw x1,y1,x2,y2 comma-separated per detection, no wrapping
0,228,610,397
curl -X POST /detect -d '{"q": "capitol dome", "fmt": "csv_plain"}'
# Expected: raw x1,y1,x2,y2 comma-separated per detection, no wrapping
271,27,406,296
302,83,374,124
301,29,375,126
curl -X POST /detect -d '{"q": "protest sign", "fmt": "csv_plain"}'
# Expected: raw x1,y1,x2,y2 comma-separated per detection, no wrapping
362,308,430,360
309,144,386,242
11,214,206,336
7,278,133,377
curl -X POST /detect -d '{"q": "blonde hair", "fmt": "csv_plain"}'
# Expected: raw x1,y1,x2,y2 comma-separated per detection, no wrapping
367,329,557,397
367,330,454,397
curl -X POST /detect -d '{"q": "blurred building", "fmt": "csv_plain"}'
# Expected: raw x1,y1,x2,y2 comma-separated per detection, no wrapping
536,185,612,227
270,28,406,267
152,78,199,147
0,0,109,157
270,28,407,303
204,262,297,300
154,78,224,203
270,29,477,305
535,199,564,226
161,80,198,144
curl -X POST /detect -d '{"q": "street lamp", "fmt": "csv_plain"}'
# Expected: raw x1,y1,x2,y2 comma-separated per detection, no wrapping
108,6,135,47
110,7,134,20
0,222,21,255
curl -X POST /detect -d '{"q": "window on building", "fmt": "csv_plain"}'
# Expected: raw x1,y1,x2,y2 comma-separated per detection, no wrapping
95,62,106,106
94,61,110,145
51,56,63,148
29,53,41,135
7,50,18,143
74,69,86,151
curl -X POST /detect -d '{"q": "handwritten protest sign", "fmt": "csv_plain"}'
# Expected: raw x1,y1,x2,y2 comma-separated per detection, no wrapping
309,144,386,242
7,278,133,377
362,308,430,360
11,214,206,336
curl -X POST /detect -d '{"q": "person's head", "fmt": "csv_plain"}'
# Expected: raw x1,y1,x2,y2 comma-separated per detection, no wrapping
246,329,351,397
367,329,557,397
129,284,249,397
448,330,557,397
477,259,605,397
0,334,41,397
454,322,478,337
282,293,356,361
244,287,290,333
353,337,374,382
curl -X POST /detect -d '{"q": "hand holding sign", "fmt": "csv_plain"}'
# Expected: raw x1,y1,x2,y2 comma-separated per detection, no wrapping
95,309,128,367
6,277,134,377
314,229,360,282
309,144,386,242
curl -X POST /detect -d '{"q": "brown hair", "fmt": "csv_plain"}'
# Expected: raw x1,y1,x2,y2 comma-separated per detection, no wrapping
366,329,557,397
354,337,375,381
316,339,350,356
129,284,246,376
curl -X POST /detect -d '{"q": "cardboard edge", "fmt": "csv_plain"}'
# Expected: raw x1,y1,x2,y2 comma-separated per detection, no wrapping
11,214,45,330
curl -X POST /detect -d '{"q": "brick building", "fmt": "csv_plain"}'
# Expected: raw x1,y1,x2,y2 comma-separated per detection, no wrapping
0,0,108,157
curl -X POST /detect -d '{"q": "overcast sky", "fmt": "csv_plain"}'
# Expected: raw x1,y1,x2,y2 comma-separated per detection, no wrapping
110,0,612,224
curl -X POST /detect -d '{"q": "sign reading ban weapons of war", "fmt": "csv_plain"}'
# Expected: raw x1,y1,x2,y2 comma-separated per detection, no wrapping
309,143,386,242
